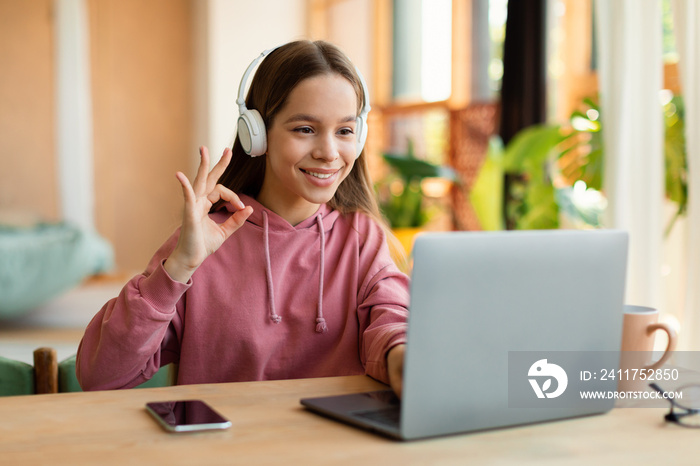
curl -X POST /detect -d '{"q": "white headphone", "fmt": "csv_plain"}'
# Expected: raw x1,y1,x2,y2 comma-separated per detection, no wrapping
236,46,371,158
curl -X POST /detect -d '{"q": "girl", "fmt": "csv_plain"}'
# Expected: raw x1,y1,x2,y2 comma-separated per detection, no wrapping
76,40,409,396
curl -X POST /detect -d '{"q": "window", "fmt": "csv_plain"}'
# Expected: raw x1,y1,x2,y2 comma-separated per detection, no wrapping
488,0,508,95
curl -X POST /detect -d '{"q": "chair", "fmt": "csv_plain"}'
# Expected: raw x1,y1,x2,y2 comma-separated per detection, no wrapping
0,347,58,396
58,355,177,392
1,347,174,395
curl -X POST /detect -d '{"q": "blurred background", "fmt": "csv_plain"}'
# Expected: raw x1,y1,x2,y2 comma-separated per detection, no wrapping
1,0,697,360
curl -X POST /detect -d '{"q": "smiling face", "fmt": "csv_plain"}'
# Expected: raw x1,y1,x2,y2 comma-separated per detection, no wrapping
256,73,359,225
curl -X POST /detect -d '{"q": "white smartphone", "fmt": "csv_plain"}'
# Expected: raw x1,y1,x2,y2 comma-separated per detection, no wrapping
145,399,232,433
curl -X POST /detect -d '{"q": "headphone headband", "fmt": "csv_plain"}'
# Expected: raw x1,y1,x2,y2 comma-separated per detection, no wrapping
355,64,371,120
236,46,279,114
236,44,371,158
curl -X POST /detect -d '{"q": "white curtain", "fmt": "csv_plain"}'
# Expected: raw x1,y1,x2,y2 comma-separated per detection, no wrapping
672,0,700,350
594,1,665,309
54,0,94,232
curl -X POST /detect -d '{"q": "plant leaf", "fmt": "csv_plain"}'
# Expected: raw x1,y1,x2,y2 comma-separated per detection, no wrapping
503,125,570,173
382,154,459,182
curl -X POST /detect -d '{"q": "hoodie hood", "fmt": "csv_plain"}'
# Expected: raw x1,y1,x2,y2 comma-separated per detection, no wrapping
225,194,341,333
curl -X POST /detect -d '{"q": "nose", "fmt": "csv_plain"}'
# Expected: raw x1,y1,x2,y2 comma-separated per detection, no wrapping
312,132,339,162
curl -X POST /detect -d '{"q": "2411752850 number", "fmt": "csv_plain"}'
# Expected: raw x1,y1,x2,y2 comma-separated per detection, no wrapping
598,368,679,382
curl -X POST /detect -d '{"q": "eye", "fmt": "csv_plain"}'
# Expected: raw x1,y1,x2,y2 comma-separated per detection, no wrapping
338,127,355,136
293,126,314,134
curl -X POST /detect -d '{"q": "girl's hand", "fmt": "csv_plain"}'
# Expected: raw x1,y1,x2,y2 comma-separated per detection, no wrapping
387,344,406,398
164,146,253,283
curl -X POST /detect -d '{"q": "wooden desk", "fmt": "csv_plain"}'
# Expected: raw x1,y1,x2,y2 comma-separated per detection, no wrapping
0,375,692,465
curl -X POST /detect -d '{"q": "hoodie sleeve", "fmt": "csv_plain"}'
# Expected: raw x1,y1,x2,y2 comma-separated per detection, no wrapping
356,216,410,384
76,230,189,391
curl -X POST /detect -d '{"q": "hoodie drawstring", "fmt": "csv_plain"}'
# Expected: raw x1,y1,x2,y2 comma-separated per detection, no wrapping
315,214,327,333
261,210,328,333
263,211,282,324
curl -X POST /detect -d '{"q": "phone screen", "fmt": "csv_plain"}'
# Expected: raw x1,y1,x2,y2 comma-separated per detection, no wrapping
145,400,232,433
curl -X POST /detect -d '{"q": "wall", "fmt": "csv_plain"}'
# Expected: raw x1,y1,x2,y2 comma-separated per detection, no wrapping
0,0,58,223
324,0,373,88
89,0,194,273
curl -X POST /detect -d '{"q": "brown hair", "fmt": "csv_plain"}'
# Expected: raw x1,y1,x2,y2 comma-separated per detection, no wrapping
214,40,382,223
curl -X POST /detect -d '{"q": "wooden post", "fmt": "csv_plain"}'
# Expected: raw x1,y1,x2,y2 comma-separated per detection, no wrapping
33,347,58,394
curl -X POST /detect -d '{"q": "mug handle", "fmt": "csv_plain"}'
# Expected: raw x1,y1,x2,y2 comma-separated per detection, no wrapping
644,323,678,370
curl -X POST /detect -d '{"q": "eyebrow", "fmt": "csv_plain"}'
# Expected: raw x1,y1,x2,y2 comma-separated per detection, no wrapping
283,113,357,124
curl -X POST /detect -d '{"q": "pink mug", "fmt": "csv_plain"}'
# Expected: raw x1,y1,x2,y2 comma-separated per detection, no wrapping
619,305,677,391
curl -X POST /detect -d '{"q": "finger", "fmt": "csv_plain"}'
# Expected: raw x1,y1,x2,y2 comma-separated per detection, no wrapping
207,184,246,211
175,171,196,204
218,206,253,239
206,147,233,193
193,146,210,196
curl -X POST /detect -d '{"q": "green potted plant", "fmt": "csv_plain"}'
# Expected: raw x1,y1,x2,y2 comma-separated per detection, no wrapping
502,98,606,230
376,140,459,254
502,95,687,234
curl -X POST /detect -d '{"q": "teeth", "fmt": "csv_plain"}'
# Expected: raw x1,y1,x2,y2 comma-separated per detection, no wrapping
305,170,333,179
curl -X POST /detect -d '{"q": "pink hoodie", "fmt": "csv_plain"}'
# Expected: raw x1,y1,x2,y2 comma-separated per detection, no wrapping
76,195,409,390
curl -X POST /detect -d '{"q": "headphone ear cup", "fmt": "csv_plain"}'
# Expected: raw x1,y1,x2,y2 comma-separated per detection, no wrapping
237,109,267,156
355,116,368,158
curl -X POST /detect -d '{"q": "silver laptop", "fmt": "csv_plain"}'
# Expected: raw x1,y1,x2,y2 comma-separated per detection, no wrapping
301,229,628,440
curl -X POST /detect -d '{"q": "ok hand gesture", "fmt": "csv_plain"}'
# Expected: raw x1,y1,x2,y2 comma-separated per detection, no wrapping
164,147,253,283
